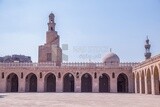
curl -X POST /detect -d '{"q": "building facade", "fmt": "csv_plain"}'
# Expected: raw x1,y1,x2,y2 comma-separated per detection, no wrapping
0,13,159,95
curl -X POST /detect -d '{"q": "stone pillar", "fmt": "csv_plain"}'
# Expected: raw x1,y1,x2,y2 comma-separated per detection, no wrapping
75,77,81,92
135,75,137,93
56,78,63,92
151,74,155,95
37,78,44,92
0,78,6,92
110,77,117,93
139,76,142,94
18,78,25,92
144,76,148,94
92,78,98,93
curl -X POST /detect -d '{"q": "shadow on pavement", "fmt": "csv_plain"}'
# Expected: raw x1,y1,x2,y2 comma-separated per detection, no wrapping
0,95,6,98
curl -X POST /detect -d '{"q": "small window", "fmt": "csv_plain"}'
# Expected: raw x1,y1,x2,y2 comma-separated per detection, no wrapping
76,72,79,78
2,72,4,79
94,72,97,79
112,72,115,78
40,72,42,78
58,72,61,78
21,72,23,79
51,27,53,31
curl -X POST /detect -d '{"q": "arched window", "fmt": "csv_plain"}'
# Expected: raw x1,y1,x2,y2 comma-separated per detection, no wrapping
76,72,79,78
51,27,53,31
40,72,42,78
2,72,4,79
58,72,61,78
21,72,23,79
112,72,115,78
94,72,97,79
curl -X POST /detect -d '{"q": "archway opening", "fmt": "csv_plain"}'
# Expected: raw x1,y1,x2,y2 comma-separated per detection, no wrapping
154,66,159,95
6,73,18,92
99,73,110,92
44,73,56,92
136,72,140,93
81,73,92,92
117,73,128,93
63,73,74,92
25,73,37,92
141,71,145,94
147,69,151,94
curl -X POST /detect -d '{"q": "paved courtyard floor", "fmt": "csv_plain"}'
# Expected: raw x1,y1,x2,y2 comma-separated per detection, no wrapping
0,93,160,107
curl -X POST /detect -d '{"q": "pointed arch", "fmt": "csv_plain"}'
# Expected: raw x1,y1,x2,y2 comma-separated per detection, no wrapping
136,72,140,93
44,73,56,92
6,73,18,92
25,73,37,92
153,66,160,95
99,73,110,92
63,73,74,92
81,73,92,92
141,71,145,94
147,69,152,94
117,73,128,93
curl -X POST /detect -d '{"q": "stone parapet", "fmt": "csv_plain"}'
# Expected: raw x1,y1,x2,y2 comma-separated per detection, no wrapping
133,54,160,70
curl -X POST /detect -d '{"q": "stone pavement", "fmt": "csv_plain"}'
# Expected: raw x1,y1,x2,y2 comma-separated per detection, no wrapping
0,93,160,107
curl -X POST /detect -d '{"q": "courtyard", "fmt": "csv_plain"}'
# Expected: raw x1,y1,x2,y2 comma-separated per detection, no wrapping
0,93,159,107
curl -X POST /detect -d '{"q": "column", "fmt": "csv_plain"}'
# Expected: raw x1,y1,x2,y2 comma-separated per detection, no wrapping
92,78,98,93
135,75,137,93
37,78,44,92
151,74,155,95
110,77,117,93
139,76,142,94
0,78,6,92
56,78,63,92
18,78,25,92
144,76,148,94
75,77,81,92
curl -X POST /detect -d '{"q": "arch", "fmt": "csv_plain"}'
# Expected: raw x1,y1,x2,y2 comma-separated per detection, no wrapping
141,71,145,94
99,73,110,92
133,73,135,93
153,66,160,94
44,73,56,92
136,72,140,93
117,73,128,93
63,73,74,92
6,73,18,92
25,73,37,92
147,69,152,94
81,73,92,92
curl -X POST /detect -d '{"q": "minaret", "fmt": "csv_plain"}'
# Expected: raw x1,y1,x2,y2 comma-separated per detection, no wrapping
144,36,151,60
48,13,55,31
46,13,59,46
38,13,62,66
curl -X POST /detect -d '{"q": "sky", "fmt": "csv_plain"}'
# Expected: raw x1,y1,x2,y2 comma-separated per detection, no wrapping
0,0,160,63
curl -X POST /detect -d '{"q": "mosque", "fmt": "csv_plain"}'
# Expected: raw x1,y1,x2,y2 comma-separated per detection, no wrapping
0,13,159,95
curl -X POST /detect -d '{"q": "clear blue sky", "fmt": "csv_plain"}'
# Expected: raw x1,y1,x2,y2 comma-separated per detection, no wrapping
0,0,160,62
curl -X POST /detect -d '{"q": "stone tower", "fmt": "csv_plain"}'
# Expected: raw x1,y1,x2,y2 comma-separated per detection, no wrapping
144,36,151,60
38,13,62,66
